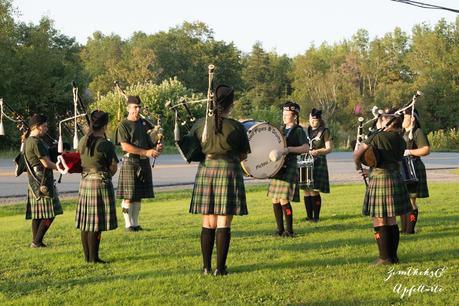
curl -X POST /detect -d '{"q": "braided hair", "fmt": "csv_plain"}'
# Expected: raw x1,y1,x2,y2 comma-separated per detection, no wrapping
213,85,234,134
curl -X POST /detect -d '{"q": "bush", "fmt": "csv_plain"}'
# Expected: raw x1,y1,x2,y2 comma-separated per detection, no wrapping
427,128,459,151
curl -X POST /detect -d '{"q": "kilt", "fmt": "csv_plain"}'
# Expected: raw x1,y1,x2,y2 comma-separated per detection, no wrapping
363,168,411,218
406,158,429,198
268,159,299,201
190,158,247,215
301,155,330,193
25,185,63,220
76,172,117,232
116,157,154,200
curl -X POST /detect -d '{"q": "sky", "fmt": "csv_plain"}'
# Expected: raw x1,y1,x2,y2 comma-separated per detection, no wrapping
11,0,459,56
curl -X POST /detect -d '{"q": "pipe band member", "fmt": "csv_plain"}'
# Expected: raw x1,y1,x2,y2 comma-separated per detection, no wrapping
24,114,63,248
401,108,430,234
353,108,411,265
115,96,163,232
302,108,333,222
268,101,309,237
189,84,250,276
77,110,119,263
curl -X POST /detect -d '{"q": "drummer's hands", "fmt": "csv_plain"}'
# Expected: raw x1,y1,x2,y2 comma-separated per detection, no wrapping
404,149,411,156
357,168,368,178
282,147,290,155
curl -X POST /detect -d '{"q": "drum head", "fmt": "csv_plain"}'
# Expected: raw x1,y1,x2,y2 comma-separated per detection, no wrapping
241,122,286,179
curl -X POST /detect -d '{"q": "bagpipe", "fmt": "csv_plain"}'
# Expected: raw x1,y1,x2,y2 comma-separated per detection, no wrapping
354,91,422,186
114,81,164,167
55,81,91,176
165,64,214,163
0,98,60,176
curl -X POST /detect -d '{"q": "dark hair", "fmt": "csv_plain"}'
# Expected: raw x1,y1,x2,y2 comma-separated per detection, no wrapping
81,111,109,156
214,85,234,134
29,114,48,129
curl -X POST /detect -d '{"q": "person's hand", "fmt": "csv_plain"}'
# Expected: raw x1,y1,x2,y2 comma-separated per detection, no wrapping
282,147,289,155
404,149,411,156
357,168,368,178
310,150,319,157
156,143,164,153
145,149,160,158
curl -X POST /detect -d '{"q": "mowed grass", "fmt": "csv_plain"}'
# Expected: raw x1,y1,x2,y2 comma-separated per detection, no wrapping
0,183,458,305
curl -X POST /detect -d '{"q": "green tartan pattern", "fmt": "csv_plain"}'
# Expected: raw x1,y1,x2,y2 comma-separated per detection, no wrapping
406,158,429,198
76,173,117,232
301,155,330,193
25,186,63,219
190,158,247,215
268,159,299,201
363,168,411,217
116,157,154,200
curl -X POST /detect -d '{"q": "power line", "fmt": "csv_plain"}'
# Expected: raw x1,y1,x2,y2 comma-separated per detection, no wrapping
391,0,459,13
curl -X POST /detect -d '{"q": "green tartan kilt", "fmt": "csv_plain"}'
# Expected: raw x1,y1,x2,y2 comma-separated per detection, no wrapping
406,158,429,198
301,155,330,193
26,185,63,220
76,173,117,232
116,157,154,200
363,168,411,218
190,158,248,215
268,159,299,202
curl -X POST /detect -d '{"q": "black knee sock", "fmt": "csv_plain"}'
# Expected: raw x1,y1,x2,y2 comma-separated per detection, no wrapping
200,227,216,270
273,203,284,233
88,232,102,263
374,226,390,260
216,227,231,271
388,225,400,262
312,195,321,221
81,231,89,262
304,196,313,220
406,209,418,234
282,203,293,233
34,218,54,244
32,219,40,241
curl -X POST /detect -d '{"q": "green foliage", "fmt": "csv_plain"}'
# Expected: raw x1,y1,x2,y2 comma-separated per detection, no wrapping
93,78,203,144
0,183,458,305
427,128,459,151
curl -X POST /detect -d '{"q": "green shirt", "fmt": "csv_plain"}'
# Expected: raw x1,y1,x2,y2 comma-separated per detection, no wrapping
304,126,331,150
115,118,154,151
189,117,250,156
78,135,119,172
24,136,49,168
365,131,406,167
403,128,430,150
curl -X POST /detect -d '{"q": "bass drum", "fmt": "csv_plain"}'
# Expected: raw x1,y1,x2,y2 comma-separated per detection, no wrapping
240,120,286,179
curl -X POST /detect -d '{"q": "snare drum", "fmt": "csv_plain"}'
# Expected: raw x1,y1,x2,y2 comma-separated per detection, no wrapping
298,153,314,189
400,156,418,183
240,120,286,179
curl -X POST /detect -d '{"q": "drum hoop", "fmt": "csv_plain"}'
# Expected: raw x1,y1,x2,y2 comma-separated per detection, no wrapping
242,122,286,179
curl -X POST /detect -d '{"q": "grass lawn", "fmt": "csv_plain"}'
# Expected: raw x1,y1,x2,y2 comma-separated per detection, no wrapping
0,183,457,305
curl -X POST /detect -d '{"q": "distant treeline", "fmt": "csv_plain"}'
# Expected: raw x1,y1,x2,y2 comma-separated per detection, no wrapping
0,0,458,149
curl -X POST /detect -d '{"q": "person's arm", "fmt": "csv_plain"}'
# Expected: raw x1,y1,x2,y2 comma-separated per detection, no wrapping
353,143,368,171
109,160,117,176
406,145,430,157
284,144,309,155
311,140,333,156
120,142,159,158
39,157,57,170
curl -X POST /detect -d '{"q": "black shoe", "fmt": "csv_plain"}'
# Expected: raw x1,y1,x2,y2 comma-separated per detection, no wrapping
313,218,319,223
95,258,107,264
213,267,228,276
202,267,212,275
30,241,47,248
272,230,284,237
125,226,136,232
282,231,295,238
133,226,143,231
391,257,400,264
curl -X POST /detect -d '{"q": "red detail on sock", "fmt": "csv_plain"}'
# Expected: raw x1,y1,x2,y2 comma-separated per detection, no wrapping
285,208,292,216
374,232,381,240
409,214,416,222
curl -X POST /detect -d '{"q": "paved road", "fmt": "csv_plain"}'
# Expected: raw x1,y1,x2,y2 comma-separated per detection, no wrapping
1,152,458,204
